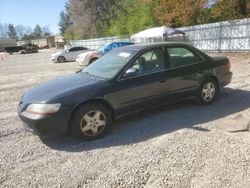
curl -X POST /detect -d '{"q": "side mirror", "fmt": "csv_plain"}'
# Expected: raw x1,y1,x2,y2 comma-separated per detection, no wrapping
124,68,138,77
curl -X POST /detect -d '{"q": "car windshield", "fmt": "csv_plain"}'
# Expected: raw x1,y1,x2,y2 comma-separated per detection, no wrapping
97,43,110,52
81,49,137,79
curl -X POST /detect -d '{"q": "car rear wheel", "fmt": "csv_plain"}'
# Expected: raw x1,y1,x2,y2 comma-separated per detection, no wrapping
57,56,65,63
196,78,218,105
70,103,111,140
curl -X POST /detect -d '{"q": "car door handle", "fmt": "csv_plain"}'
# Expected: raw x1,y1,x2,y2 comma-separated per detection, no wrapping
159,80,166,83
197,71,204,76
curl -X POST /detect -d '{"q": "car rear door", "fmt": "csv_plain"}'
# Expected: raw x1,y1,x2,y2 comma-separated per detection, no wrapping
67,47,86,61
108,47,172,116
165,46,207,100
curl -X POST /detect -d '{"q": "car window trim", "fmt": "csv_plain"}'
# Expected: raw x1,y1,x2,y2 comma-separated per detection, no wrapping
164,61,204,70
117,45,206,81
117,47,166,81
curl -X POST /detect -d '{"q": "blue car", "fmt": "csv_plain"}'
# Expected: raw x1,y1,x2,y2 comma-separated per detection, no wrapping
76,41,134,66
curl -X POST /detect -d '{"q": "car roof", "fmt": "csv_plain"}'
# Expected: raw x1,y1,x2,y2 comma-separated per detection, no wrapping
116,42,193,51
69,46,86,49
110,41,134,44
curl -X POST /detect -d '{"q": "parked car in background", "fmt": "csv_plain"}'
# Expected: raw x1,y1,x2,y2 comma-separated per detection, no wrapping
76,41,134,66
5,43,38,54
18,42,232,141
20,44,38,54
5,46,24,54
51,46,92,63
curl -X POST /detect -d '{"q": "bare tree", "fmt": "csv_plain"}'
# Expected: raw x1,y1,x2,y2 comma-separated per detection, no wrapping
15,25,26,39
68,0,120,38
8,24,17,39
0,23,9,38
42,25,51,37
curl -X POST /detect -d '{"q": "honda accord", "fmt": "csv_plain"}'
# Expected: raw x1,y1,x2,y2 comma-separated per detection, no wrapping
18,43,232,140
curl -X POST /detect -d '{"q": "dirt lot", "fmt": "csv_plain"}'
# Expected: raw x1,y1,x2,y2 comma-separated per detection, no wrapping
1,50,250,187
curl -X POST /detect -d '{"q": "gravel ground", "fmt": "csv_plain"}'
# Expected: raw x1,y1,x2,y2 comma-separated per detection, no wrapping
0,50,250,188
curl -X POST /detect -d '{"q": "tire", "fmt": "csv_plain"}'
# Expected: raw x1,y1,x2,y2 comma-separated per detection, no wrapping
89,58,98,65
57,56,65,63
70,103,112,141
196,78,218,105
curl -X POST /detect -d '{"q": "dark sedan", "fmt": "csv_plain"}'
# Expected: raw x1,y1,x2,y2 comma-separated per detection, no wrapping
18,43,232,140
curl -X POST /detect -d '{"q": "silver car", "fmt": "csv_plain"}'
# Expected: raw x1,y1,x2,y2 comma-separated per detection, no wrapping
51,46,92,63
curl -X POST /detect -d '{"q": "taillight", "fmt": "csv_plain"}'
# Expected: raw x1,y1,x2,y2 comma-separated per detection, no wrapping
226,59,231,71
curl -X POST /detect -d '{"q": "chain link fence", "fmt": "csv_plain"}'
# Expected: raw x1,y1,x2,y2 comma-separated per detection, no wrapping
180,18,250,52
70,36,130,50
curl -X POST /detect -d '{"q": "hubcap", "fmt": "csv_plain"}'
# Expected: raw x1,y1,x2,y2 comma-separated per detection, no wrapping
58,57,64,62
80,110,106,136
202,82,216,102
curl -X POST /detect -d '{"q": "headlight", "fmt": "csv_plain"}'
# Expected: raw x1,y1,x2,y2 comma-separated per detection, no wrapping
26,103,61,115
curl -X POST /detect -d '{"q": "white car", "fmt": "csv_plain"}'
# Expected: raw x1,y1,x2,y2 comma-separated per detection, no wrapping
51,46,92,63
76,50,102,66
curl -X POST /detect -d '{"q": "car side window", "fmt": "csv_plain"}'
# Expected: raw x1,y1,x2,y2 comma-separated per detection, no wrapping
69,47,77,52
79,47,88,50
166,47,203,68
124,48,165,77
74,47,83,51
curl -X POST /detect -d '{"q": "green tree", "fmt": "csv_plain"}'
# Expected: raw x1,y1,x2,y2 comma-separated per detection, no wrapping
64,27,79,40
106,0,157,36
151,0,209,27
33,24,42,38
58,10,71,35
210,0,250,21
7,24,17,39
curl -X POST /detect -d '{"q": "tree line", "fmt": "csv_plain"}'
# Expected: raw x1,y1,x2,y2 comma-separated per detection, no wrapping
59,0,250,40
0,23,52,40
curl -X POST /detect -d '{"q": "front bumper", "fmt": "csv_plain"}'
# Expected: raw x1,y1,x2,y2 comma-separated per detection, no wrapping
77,58,89,66
18,106,70,136
50,57,57,63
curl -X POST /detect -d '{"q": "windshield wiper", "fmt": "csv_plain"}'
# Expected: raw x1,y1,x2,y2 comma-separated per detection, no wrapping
81,71,103,79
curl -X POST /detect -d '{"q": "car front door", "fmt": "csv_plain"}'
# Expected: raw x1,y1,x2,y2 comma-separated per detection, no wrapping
67,47,78,61
108,47,172,116
75,47,88,57
165,46,206,100
67,47,85,61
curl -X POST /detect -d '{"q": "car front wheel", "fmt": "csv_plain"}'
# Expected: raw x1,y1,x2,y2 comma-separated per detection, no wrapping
70,103,111,140
57,56,65,63
196,78,218,105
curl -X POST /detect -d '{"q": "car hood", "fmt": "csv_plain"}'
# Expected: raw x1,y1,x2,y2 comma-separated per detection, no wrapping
78,51,99,58
51,50,64,57
22,73,102,103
